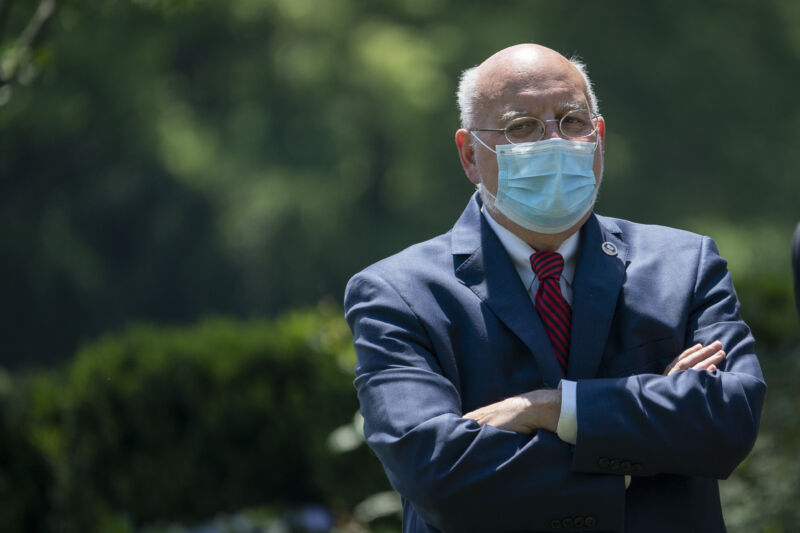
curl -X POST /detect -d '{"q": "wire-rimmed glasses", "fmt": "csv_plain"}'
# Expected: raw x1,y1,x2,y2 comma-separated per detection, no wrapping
471,109,599,145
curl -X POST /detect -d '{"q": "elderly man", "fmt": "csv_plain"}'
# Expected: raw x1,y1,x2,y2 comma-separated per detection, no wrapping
344,44,765,532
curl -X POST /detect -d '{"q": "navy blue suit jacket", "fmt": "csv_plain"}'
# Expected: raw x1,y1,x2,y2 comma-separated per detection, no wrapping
344,193,765,532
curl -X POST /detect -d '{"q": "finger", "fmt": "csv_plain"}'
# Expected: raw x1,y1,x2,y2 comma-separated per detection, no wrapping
676,341,723,369
678,340,722,361
707,364,717,372
665,341,723,376
676,343,703,360
691,350,725,370
462,408,482,421
665,343,703,375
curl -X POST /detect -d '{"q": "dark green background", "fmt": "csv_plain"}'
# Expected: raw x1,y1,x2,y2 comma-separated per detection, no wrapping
1,0,798,531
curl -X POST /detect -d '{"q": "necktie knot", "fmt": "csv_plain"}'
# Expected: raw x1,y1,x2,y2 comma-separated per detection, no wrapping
530,251,565,281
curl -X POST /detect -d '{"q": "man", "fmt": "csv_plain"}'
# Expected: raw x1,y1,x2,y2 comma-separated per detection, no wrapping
344,44,765,532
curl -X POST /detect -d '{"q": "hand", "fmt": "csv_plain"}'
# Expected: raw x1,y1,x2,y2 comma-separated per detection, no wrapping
463,388,561,434
664,340,725,376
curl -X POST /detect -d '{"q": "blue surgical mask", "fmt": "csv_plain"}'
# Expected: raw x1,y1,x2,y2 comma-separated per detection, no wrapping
472,135,599,234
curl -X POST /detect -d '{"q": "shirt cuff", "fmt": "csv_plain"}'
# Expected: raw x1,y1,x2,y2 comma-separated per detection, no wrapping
556,379,578,445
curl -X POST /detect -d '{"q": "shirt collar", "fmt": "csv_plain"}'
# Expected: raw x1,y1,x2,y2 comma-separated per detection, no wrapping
482,207,580,289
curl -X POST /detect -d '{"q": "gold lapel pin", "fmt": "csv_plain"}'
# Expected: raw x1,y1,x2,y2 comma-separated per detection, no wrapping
601,241,618,256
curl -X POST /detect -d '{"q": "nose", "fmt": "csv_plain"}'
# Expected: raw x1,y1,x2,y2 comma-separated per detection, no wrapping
541,119,561,140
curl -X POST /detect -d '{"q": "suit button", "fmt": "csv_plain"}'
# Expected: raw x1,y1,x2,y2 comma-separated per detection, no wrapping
585,516,597,527
551,519,561,529
574,517,585,528
632,463,643,473
562,518,573,529
598,457,609,468
609,459,620,471
621,461,632,473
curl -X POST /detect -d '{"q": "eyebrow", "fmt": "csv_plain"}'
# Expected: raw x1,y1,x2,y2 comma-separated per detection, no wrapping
498,101,587,124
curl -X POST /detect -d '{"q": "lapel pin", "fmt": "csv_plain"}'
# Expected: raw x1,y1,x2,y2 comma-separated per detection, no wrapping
601,241,618,256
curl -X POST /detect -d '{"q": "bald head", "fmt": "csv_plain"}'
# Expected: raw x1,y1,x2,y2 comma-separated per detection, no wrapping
479,45,577,86
457,44,598,129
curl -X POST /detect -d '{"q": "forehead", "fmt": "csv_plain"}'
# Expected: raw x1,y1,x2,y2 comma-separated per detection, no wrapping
477,57,589,122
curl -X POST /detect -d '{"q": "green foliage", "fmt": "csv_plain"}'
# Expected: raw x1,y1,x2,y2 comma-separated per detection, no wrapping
720,345,800,533
1,301,799,531
1,303,797,532
1,307,391,532
1,0,799,530
0,370,53,533
2,0,799,369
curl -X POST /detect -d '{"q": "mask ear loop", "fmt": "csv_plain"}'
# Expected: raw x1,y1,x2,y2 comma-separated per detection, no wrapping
470,131,497,154
592,115,603,153
591,119,604,182
468,131,498,202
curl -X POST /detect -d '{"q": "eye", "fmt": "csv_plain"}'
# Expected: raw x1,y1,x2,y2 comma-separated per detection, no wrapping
504,117,544,141
560,110,594,137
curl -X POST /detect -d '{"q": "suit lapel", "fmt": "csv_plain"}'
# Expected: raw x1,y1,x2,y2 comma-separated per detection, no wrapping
452,194,564,387
568,215,628,379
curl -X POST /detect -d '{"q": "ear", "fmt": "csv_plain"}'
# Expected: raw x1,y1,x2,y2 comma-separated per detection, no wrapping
596,116,606,150
592,116,606,185
455,128,481,185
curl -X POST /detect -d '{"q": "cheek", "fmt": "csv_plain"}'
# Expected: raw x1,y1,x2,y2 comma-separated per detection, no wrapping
477,153,499,192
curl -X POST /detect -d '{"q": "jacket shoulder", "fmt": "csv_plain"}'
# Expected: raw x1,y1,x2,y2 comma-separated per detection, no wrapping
596,214,707,250
345,231,454,298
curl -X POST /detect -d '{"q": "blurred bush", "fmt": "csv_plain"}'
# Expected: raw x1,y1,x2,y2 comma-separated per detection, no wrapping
0,369,52,532
717,270,800,533
1,306,392,533
0,284,798,532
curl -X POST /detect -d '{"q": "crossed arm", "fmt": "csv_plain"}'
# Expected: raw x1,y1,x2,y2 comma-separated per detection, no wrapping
463,341,726,434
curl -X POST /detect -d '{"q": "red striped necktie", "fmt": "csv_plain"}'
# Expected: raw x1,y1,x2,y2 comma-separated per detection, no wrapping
530,251,571,375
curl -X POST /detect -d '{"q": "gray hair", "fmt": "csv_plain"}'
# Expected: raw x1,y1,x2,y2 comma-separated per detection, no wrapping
456,54,600,129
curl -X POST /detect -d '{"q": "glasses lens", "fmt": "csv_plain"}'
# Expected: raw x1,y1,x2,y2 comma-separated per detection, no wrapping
504,117,545,144
559,109,596,139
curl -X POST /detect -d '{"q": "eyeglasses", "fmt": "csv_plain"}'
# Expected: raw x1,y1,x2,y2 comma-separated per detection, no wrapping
471,109,599,145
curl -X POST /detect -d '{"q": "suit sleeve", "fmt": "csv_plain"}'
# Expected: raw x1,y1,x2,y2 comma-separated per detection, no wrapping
572,236,766,479
345,269,626,532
